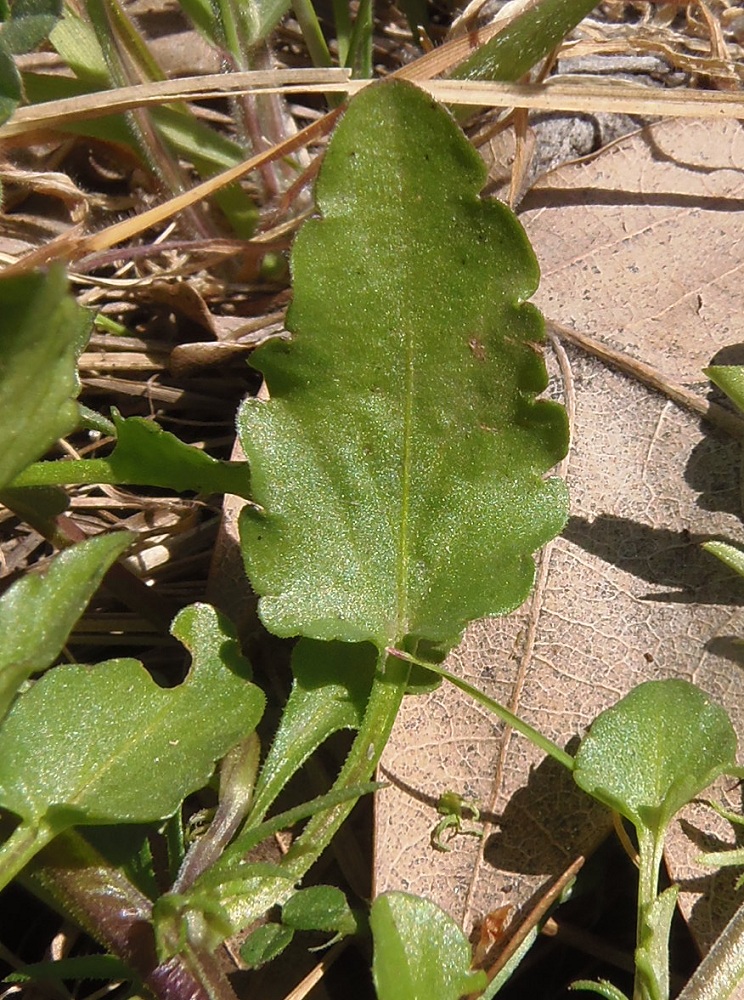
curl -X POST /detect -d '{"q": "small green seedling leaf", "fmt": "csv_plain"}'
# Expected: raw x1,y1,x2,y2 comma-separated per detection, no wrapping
0,531,132,720
370,891,487,1000
238,78,568,651
0,267,90,489
282,885,357,935
574,681,738,1000
11,410,252,497
0,604,264,887
239,924,294,969
431,790,483,852
703,541,744,579
705,365,744,415
573,680,737,839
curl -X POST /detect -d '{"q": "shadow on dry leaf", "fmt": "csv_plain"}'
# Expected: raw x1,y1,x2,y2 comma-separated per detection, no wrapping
481,747,608,879
562,515,744,605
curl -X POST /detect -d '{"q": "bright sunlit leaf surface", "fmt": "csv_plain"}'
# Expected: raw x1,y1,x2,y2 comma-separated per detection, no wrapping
238,80,569,651
370,891,487,1000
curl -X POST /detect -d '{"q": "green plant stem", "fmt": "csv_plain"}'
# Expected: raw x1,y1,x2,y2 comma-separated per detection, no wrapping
10,457,251,500
0,823,54,891
24,829,238,1000
11,458,119,487
215,0,245,66
332,0,351,65
291,0,345,108
79,405,116,437
346,0,372,78
279,651,410,881
635,830,666,1000
388,648,574,772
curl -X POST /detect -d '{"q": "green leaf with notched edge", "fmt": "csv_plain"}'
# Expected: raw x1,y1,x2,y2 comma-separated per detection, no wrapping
237,79,569,651
0,603,264,832
11,410,252,497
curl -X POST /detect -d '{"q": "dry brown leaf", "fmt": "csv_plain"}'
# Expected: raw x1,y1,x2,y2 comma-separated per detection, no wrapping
374,117,744,956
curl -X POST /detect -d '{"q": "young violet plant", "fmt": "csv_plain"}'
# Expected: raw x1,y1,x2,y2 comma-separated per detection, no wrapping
2,62,741,1000
0,75,569,998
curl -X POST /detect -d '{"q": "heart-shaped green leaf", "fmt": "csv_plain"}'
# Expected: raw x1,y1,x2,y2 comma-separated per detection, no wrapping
238,79,568,651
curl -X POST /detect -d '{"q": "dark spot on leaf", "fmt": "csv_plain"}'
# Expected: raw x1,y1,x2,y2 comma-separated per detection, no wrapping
469,337,486,361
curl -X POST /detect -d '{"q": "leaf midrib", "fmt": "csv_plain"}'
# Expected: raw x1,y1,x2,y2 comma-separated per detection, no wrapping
396,307,416,646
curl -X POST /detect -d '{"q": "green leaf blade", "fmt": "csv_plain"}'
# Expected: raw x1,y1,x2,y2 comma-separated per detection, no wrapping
0,604,264,832
0,531,132,720
573,680,738,838
238,80,568,650
705,365,744,415
249,639,375,822
0,267,90,489
370,891,487,1000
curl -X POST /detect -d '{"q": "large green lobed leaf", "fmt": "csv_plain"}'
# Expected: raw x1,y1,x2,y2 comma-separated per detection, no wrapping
238,80,568,651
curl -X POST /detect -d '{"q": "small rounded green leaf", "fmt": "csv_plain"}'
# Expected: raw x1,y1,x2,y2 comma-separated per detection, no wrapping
239,924,294,969
282,885,356,934
370,891,487,1000
573,680,737,837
